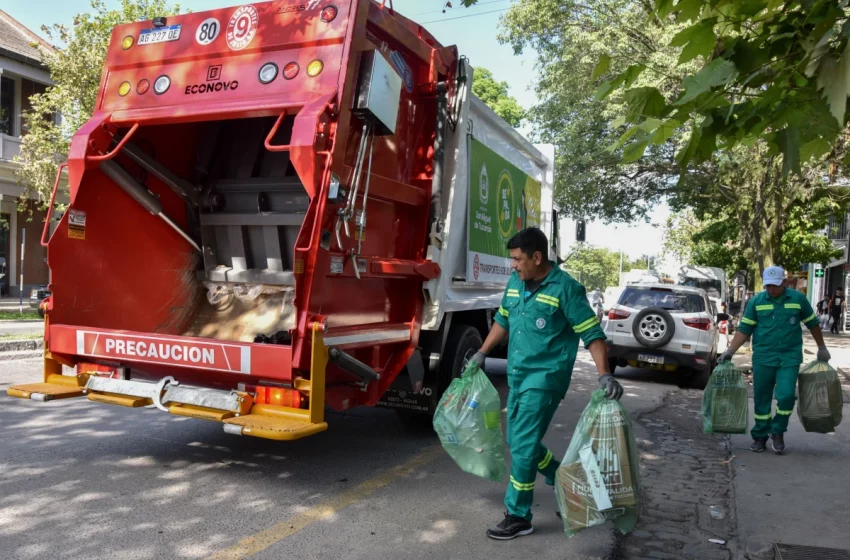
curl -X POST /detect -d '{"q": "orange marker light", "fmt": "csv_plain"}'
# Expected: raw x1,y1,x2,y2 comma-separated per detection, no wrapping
118,81,131,96
306,59,324,77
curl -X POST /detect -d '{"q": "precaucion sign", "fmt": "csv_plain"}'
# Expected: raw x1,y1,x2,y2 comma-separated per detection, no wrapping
467,138,541,283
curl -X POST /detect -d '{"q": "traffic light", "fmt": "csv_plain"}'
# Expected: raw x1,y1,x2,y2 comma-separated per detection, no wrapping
576,219,586,242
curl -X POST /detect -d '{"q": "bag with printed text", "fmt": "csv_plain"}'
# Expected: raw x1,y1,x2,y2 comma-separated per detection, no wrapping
701,361,748,434
432,362,506,482
556,389,640,538
797,360,843,434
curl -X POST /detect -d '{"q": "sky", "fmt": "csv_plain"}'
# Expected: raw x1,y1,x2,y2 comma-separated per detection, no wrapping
9,0,670,263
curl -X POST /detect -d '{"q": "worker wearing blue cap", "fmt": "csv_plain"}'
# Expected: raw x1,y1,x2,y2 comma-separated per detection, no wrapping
719,266,830,453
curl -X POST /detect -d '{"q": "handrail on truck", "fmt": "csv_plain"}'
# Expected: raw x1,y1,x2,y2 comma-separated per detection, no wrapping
41,162,68,247
86,122,140,162
264,112,291,152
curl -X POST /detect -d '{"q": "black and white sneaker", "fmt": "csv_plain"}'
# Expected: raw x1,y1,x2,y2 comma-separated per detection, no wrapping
486,512,534,540
770,434,786,454
750,437,767,453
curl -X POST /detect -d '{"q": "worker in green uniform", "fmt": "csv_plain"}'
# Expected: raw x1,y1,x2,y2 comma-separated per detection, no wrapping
471,227,623,540
720,266,830,454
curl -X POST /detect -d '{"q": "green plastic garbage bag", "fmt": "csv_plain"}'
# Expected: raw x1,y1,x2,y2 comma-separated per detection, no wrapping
797,360,843,434
556,389,640,538
432,362,506,482
701,361,748,434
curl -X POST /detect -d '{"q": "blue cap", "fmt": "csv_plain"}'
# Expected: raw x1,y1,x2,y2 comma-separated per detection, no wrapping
763,266,785,287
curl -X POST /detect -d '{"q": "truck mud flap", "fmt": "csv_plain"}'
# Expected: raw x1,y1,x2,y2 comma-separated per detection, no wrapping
377,377,438,414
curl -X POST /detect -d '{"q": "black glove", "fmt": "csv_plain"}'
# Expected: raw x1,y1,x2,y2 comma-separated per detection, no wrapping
718,350,734,363
470,351,487,368
598,374,623,400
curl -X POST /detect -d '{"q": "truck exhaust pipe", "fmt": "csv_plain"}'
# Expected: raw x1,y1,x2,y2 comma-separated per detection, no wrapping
99,159,201,252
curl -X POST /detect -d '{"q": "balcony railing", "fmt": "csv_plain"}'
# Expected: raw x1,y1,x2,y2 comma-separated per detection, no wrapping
0,134,21,162
827,213,849,241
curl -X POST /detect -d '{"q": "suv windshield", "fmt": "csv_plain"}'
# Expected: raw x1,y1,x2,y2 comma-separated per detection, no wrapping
679,277,721,300
619,287,705,313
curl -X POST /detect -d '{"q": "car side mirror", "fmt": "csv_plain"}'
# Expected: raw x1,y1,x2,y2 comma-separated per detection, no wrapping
716,312,730,322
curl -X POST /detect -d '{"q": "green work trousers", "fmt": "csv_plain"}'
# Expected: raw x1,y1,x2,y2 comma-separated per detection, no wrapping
504,388,561,521
752,363,799,438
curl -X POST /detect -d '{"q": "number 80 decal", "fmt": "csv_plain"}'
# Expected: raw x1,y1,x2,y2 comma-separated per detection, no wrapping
195,17,221,45
226,5,259,51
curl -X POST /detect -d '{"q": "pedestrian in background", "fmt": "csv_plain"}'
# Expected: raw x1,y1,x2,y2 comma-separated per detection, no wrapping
817,296,831,330
829,288,845,334
719,266,830,454
471,227,623,540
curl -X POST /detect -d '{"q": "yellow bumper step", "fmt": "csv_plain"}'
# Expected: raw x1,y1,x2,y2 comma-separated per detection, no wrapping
223,412,328,441
7,373,88,401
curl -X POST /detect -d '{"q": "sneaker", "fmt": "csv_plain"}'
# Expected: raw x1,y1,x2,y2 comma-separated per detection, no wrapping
750,437,767,453
486,512,534,540
770,434,785,454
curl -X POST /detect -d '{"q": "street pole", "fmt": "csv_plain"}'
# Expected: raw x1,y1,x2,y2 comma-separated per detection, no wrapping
18,228,24,314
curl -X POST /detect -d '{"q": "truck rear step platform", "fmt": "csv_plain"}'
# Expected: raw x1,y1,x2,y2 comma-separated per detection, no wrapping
7,373,88,401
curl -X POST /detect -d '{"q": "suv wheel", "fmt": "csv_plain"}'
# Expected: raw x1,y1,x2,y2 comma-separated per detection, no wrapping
631,307,676,349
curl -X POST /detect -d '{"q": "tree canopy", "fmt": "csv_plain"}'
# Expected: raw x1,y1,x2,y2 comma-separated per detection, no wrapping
471,67,525,127
16,0,182,206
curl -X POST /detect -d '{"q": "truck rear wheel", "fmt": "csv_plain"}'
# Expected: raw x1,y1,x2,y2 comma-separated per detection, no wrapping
396,324,483,431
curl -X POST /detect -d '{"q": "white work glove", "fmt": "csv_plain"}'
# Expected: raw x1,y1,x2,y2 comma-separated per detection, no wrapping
817,346,831,363
718,350,734,363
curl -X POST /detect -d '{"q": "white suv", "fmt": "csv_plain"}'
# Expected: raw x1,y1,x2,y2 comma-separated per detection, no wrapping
604,284,720,382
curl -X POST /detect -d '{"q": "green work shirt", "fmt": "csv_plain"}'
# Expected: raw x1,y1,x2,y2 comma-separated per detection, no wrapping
494,264,606,397
737,288,819,367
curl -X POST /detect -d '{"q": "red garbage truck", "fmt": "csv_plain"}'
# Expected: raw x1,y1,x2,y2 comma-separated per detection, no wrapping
8,0,557,441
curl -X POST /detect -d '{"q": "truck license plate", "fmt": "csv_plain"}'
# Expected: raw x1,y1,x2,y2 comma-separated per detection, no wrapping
638,354,664,365
138,25,182,45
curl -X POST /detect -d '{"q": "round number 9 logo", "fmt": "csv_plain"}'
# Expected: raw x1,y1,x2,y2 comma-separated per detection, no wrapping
227,5,259,51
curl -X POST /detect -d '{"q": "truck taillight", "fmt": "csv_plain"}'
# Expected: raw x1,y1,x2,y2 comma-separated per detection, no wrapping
258,62,278,84
684,318,711,331
321,5,338,22
121,35,134,50
306,59,324,77
609,309,630,320
283,61,300,80
137,79,150,95
154,75,171,95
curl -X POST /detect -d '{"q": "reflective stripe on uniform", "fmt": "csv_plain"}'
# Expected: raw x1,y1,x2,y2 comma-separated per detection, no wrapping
741,317,757,326
755,305,774,311
536,294,559,308
754,413,771,420
803,312,817,323
573,316,600,333
507,289,520,297
538,449,553,470
784,303,801,309
498,307,509,317
510,476,535,491
776,408,793,416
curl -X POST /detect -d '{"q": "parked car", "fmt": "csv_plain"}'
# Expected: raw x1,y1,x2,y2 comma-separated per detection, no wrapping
604,284,722,384
30,286,51,317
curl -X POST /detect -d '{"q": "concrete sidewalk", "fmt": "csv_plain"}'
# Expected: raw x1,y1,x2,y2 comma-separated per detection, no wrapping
730,403,850,557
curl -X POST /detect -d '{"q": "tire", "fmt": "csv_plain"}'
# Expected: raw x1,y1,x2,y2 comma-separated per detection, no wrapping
687,354,715,390
396,324,482,430
631,307,675,349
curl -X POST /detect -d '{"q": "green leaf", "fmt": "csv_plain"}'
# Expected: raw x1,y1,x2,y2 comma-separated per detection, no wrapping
622,65,646,88
594,80,616,100
638,118,663,133
675,126,702,168
815,45,850,126
592,54,611,81
737,0,767,17
674,0,703,22
777,125,801,176
611,115,627,128
800,138,831,162
651,119,681,143
676,59,738,105
670,19,717,64
625,87,668,118
622,139,651,163
656,0,675,17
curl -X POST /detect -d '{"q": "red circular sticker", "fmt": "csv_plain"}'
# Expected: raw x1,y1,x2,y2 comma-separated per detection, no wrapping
226,5,258,51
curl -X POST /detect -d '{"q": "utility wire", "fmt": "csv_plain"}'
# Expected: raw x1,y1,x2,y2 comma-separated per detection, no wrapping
419,7,509,24
410,0,509,17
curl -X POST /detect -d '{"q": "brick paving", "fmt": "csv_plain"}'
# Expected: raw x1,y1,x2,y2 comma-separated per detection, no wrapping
613,389,739,560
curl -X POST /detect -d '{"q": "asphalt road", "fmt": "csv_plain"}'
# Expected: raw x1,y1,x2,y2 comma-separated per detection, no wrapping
0,352,687,560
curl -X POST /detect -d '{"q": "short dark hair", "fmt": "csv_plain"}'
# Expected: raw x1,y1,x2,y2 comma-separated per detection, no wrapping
507,227,549,259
